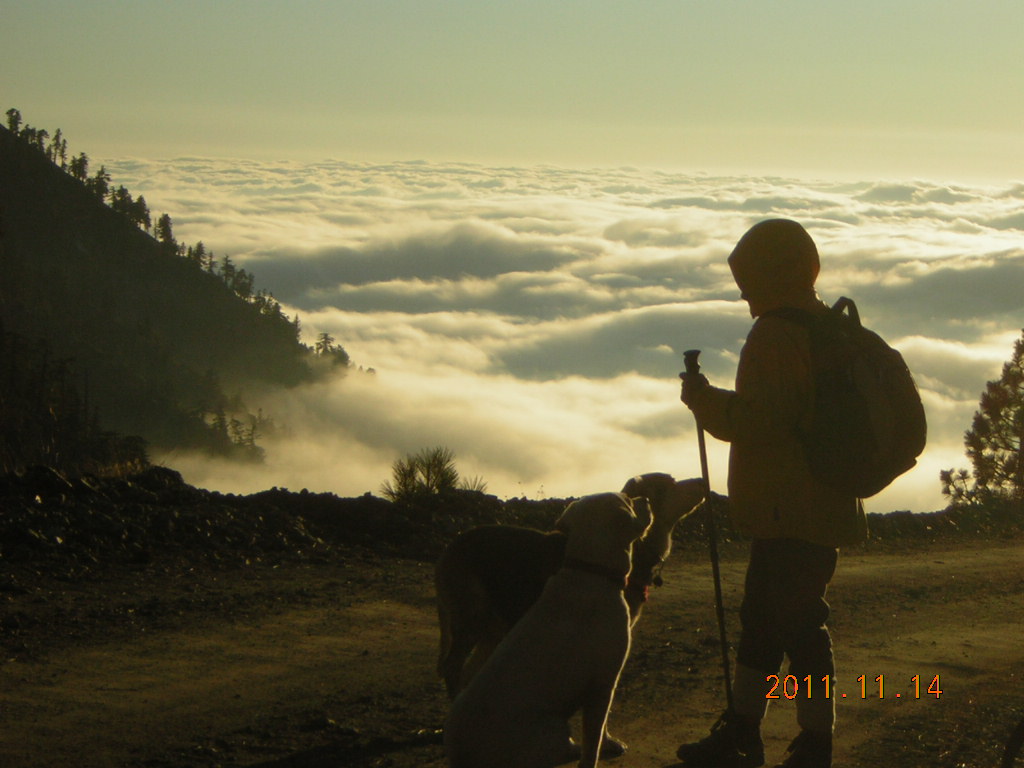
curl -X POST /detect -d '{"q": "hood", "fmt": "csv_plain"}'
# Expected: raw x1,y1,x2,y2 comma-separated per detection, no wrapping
728,219,820,302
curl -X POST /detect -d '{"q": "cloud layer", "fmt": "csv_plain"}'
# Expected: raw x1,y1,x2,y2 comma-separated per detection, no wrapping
109,158,1024,513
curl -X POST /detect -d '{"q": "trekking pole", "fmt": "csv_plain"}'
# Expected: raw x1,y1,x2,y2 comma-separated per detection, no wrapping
682,349,734,712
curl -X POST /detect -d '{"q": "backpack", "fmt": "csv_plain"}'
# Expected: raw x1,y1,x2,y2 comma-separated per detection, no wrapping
768,297,927,498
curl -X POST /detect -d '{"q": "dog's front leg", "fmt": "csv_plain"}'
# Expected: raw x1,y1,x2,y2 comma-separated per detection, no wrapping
579,686,616,768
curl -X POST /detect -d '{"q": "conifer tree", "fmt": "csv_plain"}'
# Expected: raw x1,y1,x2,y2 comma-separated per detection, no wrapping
68,152,89,181
86,165,111,200
186,241,206,268
232,267,254,300
315,331,336,356
942,330,1024,507
218,254,237,285
110,185,134,215
155,213,176,253
5,107,21,134
49,128,67,166
132,195,151,231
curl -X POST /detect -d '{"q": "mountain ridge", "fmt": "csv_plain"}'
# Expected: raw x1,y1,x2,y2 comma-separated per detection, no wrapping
0,121,334,472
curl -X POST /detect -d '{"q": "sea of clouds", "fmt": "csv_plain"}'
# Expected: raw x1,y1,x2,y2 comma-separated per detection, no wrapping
106,158,1024,513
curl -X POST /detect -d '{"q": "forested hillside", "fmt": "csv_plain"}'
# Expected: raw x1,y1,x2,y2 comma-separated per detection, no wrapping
0,118,334,474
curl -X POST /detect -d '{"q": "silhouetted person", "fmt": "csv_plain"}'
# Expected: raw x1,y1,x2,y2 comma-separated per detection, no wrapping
678,219,866,768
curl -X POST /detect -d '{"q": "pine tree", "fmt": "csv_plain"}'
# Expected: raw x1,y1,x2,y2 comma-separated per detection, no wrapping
5,107,21,134
186,240,206,268
155,213,177,255
232,267,254,300
315,331,336,356
132,195,151,231
68,152,89,181
218,254,237,286
942,330,1024,507
86,165,111,200
110,185,134,216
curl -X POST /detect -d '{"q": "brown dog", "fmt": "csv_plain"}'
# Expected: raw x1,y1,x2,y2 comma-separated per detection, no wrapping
443,492,652,768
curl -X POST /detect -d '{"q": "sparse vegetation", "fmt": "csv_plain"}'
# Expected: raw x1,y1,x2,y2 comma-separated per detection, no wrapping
381,446,487,502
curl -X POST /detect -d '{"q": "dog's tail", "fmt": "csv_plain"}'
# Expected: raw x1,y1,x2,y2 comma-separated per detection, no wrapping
435,551,457,683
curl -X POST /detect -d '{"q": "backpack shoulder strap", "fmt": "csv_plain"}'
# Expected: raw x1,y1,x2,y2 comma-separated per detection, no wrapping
764,297,860,329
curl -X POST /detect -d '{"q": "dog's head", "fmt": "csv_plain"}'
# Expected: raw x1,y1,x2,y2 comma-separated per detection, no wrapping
554,492,652,576
621,473,704,533
620,473,705,587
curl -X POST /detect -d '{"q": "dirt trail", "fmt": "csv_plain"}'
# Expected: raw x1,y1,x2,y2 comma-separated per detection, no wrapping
2,540,1022,767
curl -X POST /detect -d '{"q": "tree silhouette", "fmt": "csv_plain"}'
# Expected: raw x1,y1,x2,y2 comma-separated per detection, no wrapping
218,254,237,285
68,152,89,181
186,240,205,268
942,330,1024,507
315,332,336,356
313,331,350,367
86,165,111,200
155,213,177,255
110,184,133,215
131,195,151,231
49,128,67,167
231,267,254,300
5,107,21,134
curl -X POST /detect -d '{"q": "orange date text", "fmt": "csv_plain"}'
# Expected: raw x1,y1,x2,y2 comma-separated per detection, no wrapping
765,674,943,700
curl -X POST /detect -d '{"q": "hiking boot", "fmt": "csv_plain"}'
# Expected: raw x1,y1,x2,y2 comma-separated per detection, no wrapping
773,730,832,768
675,710,765,767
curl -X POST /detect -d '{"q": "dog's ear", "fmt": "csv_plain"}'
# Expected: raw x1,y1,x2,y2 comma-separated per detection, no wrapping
630,497,653,536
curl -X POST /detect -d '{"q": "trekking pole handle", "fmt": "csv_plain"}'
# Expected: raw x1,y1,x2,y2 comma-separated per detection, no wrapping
683,349,701,376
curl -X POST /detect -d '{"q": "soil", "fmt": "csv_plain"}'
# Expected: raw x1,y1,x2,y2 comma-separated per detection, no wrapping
2,472,1024,767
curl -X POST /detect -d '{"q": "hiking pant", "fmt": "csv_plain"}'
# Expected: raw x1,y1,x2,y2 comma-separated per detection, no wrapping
732,537,838,732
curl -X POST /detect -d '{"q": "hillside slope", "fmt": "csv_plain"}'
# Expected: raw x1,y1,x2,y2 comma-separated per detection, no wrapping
0,125,316,458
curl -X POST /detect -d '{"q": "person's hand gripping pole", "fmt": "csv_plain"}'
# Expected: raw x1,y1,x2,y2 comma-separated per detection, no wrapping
680,349,734,712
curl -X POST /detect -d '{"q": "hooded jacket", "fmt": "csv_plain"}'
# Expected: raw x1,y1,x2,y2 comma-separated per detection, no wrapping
688,220,867,547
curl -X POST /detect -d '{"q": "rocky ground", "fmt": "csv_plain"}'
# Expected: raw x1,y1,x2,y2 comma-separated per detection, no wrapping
2,467,1023,767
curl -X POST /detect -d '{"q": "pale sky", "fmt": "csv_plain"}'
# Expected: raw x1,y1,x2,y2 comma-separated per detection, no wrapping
3,0,1022,181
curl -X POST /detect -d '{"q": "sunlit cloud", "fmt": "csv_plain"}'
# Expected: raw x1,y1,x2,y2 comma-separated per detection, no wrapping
106,158,1023,514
